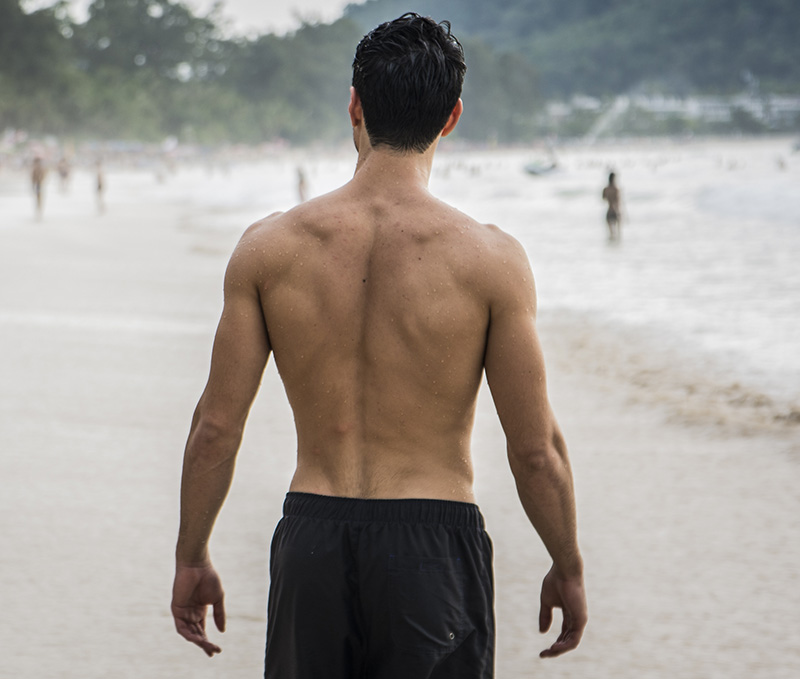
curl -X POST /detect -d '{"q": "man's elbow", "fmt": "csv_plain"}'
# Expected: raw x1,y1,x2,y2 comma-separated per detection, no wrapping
189,411,244,454
507,439,566,481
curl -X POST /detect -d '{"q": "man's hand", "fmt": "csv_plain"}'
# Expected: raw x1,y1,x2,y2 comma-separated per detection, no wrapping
538,564,587,658
171,563,226,657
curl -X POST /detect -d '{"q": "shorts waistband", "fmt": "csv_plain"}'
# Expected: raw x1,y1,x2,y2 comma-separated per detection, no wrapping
283,492,485,528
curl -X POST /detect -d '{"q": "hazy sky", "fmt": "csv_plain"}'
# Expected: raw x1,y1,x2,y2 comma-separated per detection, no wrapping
25,0,368,35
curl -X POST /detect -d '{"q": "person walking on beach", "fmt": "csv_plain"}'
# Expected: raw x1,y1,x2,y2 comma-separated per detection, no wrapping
296,166,308,202
31,156,46,219
602,171,622,240
57,156,71,192
171,13,586,677
95,159,105,214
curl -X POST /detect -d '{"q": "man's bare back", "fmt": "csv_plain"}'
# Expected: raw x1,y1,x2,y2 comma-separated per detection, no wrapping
235,163,520,501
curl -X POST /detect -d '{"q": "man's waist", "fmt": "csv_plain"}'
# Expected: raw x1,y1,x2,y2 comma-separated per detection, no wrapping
282,491,484,527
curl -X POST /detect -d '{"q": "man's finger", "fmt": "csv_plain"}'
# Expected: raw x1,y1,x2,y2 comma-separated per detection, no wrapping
200,639,222,657
539,631,581,658
540,618,584,658
175,617,205,643
176,619,222,656
213,597,226,633
539,600,553,633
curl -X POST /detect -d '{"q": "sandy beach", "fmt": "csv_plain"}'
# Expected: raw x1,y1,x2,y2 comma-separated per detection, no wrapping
1,142,799,678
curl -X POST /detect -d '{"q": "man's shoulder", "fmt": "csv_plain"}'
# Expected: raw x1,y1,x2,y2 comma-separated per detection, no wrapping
243,187,351,239
242,210,288,240
225,211,292,279
236,205,314,253
430,196,518,248
449,210,533,294
228,196,345,273
457,212,527,264
432,202,533,297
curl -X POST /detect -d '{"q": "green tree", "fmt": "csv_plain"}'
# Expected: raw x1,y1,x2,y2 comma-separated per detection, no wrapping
0,0,87,132
226,18,363,142
73,0,227,80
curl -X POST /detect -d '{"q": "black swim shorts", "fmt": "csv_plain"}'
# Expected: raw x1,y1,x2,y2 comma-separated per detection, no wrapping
264,492,495,679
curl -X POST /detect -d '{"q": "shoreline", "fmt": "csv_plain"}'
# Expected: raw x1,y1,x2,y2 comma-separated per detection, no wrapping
537,309,800,444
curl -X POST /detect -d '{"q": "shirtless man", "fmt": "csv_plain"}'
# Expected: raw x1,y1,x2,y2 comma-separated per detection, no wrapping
602,171,621,240
172,14,586,678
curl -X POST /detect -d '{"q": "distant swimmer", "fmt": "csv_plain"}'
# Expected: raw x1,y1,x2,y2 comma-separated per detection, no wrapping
171,13,587,675
602,171,622,241
31,157,46,220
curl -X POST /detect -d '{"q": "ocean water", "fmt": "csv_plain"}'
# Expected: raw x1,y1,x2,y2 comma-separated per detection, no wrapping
434,139,800,432
170,137,800,429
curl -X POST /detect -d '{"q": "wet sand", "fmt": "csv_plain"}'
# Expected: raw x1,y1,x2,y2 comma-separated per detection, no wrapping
1,160,798,678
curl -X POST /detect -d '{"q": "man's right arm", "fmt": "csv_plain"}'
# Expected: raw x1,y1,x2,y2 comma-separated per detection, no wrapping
483,233,587,657
172,223,272,656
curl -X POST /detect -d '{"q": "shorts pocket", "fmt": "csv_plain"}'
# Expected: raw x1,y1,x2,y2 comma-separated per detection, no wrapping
388,554,470,655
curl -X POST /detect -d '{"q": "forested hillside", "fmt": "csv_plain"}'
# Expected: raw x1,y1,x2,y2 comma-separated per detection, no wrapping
0,0,536,144
0,0,363,142
2,0,798,145
345,0,800,96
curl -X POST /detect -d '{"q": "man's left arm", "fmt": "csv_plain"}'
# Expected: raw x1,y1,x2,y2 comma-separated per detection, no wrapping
171,229,271,656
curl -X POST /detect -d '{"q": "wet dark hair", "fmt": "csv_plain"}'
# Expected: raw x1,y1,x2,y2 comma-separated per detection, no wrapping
352,13,466,153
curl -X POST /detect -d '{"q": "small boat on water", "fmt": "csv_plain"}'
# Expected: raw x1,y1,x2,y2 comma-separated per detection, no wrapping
523,141,559,176
523,159,558,176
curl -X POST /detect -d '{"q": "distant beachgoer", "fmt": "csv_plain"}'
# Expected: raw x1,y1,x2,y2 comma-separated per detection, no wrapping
297,166,308,202
57,157,71,192
171,13,586,675
602,172,621,241
31,157,46,219
96,160,105,214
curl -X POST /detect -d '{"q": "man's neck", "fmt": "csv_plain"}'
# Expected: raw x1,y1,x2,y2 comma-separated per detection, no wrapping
352,139,438,194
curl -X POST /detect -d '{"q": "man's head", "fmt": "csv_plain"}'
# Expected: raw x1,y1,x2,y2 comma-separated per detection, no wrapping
352,13,466,153
609,172,616,184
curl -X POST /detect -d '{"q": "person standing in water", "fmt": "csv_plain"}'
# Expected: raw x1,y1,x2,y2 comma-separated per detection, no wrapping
171,13,586,677
602,171,622,241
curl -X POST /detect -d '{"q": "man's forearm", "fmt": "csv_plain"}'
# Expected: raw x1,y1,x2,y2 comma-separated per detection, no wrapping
509,430,582,577
176,417,243,565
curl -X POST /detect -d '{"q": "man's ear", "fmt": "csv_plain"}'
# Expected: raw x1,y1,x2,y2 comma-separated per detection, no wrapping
349,87,363,128
441,99,464,137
